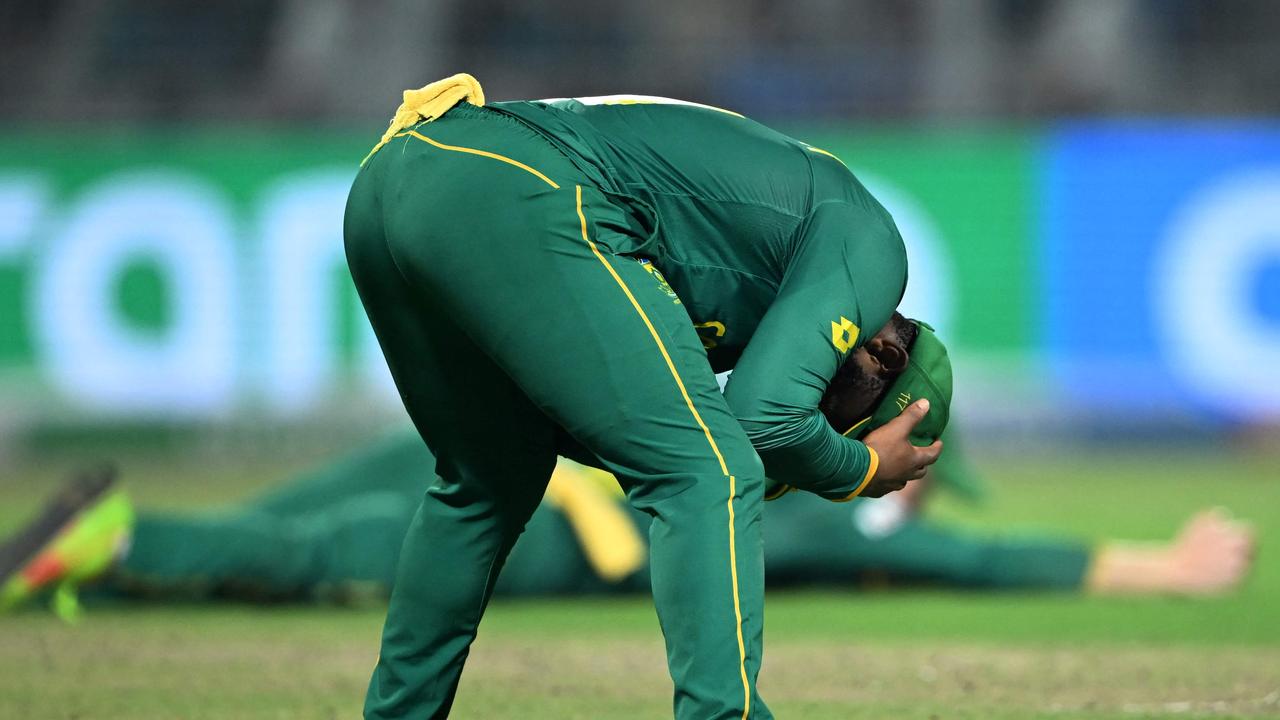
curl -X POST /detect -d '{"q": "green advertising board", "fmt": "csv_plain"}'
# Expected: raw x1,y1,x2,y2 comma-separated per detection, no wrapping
801,129,1035,351
0,127,1034,420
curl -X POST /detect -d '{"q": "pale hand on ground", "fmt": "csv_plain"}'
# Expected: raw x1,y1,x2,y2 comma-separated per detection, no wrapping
1165,508,1255,595
1088,508,1255,596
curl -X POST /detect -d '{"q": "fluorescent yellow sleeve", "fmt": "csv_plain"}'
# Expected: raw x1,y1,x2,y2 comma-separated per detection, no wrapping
543,463,646,582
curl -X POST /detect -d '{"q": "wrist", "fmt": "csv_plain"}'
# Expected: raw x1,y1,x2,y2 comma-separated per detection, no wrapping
831,445,879,503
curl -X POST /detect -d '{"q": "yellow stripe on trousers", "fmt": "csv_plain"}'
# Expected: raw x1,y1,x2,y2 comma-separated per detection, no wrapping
574,185,752,719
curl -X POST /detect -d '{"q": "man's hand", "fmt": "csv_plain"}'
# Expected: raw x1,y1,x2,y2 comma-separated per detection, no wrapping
860,399,943,498
893,469,932,511
1087,508,1255,596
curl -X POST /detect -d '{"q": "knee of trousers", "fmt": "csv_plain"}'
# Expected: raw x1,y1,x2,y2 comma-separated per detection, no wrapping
625,458,767,514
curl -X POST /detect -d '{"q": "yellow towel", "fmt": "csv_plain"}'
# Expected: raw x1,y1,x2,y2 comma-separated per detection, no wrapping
544,463,647,582
361,73,486,165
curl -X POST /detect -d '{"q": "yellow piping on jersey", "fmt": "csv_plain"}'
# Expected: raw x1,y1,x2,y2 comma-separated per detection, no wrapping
766,416,875,502
841,416,872,437
763,483,793,501
804,144,849,167
832,447,879,502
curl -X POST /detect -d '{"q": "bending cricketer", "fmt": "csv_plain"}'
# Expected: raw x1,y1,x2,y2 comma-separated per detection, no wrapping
342,74,947,719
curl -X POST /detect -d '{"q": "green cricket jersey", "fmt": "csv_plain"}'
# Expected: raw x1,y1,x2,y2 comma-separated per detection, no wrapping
493,96,908,496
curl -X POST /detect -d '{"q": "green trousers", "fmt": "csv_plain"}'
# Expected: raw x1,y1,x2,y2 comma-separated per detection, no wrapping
345,104,768,719
112,436,424,602
110,435,624,601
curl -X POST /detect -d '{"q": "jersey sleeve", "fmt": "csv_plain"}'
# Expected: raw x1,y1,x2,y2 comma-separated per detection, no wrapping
722,200,906,499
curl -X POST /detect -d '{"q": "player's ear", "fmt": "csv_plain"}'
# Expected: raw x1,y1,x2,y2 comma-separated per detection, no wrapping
866,336,909,376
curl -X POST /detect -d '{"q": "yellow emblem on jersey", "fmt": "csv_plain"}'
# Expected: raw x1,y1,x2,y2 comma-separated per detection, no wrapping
831,316,859,353
694,321,726,350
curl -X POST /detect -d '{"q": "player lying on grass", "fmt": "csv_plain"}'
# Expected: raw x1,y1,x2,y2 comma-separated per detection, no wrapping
0,440,1254,613
0,442,1255,612
1,320,1253,615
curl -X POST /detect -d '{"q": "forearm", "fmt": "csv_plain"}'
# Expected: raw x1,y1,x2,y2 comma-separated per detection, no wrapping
1085,510,1255,596
1083,543,1172,594
862,517,1093,591
744,413,878,501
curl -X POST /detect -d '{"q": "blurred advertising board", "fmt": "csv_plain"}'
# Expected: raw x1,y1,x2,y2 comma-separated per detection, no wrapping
807,130,1036,352
0,125,1277,425
0,132,395,421
1044,124,1280,423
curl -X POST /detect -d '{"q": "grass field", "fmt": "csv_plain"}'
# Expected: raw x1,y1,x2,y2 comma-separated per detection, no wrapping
2,448,1277,718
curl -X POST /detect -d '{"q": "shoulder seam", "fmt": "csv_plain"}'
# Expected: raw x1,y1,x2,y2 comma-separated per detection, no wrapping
624,184,807,221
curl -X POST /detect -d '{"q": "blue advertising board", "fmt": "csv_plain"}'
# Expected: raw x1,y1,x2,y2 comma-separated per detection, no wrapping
1043,123,1280,421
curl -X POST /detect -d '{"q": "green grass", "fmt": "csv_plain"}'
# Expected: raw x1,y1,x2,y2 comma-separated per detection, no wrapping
1,448,1278,718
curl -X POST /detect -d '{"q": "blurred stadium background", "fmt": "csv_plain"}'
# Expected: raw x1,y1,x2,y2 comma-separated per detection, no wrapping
2,1,1279,718
3,0,1280,453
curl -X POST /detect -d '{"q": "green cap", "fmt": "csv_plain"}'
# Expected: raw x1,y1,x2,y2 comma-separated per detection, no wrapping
764,320,954,503
860,320,952,447
858,321,980,500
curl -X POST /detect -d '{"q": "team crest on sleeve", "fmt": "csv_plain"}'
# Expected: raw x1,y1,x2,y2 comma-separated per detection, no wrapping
831,316,859,353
